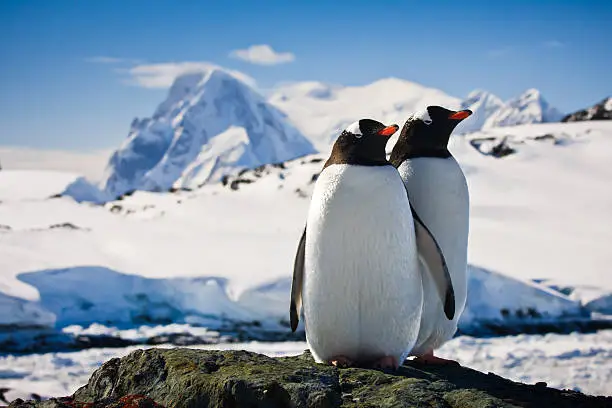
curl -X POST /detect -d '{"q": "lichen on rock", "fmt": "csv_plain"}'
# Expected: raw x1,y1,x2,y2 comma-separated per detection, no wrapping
8,348,612,408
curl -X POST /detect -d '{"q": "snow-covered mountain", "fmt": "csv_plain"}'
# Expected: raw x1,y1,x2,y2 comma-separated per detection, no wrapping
562,96,612,122
268,78,461,152
268,81,565,147
485,88,564,128
456,88,564,134
453,90,505,135
89,73,566,200
100,68,315,198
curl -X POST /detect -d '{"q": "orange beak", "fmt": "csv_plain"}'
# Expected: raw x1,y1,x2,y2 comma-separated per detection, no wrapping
448,110,472,120
378,124,399,136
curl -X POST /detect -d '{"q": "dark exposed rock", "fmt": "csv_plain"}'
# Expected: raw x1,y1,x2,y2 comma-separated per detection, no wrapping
9,349,612,408
220,175,230,186
167,187,192,193
469,136,516,158
294,188,308,198
532,133,555,142
48,223,83,230
229,178,254,191
0,387,10,404
562,97,612,122
489,137,516,158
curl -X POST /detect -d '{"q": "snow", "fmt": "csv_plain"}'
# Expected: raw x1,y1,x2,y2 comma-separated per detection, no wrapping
0,292,55,328
605,97,612,111
454,90,504,135
567,286,612,315
270,84,565,149
16,266,264,327
1,121,612,335
2,331,611,403
178,126,259,188
344,120,362,136
0,170,80,202
61,323,222,343
0,108,611,403
97,68,315,199
456,88,563,134
411,108,432,124
268,78,461,152
462,266,584,327
61,177,110,204
459,121,612,288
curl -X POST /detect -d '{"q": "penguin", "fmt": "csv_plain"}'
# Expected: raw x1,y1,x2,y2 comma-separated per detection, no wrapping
289,118,449,370
389,105,473,364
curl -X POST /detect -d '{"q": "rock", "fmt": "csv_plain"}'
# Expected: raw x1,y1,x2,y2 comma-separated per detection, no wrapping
229,178,253,191
562,97,612,122
469,136,517,158
9,349,612,408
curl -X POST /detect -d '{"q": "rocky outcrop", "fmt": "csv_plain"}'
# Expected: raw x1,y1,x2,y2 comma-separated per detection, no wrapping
8,348,611,408
562,97,612,122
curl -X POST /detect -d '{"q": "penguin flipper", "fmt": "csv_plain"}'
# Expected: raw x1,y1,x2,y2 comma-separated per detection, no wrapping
410,205,456,320
290,226,307,332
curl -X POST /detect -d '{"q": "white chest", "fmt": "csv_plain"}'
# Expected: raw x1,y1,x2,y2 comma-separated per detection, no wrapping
398,157,470,316
302,164,423,363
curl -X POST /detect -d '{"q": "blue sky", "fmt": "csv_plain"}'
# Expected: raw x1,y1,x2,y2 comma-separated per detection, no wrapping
1,0,610,150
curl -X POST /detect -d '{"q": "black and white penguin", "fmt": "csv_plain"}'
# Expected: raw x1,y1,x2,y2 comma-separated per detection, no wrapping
389,105,473,364
290,118,428,370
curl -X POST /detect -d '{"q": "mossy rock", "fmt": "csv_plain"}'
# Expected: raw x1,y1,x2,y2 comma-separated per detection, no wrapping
9,348,611,408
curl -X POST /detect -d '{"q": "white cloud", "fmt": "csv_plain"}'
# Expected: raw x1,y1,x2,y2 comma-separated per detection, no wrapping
122,61,257,89
85,56,141,64
543,40,565,48
229,44,295,65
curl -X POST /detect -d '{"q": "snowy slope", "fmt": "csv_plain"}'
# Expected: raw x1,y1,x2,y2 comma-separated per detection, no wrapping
99,68,315,198
268,78,461,152
1,121,611,336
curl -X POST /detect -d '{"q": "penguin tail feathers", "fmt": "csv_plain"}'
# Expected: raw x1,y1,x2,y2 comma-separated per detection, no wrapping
444,290,456,321
290,305,299,332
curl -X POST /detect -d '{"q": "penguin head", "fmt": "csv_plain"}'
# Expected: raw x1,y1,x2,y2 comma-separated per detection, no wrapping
389,106,472,166
324,119,399,169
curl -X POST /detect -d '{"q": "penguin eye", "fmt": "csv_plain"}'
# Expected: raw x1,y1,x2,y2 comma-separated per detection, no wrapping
423,119,433,125
354,133,363,139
